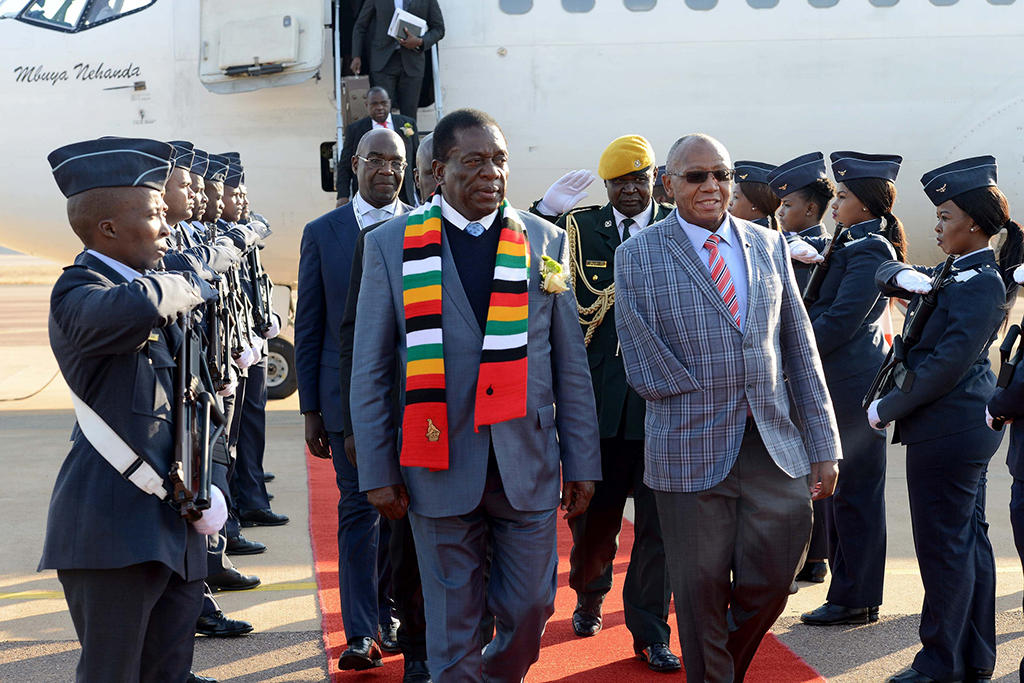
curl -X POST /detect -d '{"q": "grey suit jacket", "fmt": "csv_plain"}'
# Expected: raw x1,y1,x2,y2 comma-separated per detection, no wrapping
39,252,208,580
614,212,841,493
350,209,602,518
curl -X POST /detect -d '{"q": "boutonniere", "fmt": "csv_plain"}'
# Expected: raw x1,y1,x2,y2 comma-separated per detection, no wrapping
402,122,415,137
540,255,569,294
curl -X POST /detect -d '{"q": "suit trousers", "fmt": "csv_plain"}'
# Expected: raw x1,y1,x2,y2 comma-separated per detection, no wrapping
229,360,271,512
371,51,422,119
655,425,811,682
58,562,204,683
388,514,428,661
328,431,393,640
568,433,671,652
409,462,558,683
906,426,999,680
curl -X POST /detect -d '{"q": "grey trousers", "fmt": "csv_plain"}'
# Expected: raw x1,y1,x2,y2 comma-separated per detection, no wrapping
655,428,812,682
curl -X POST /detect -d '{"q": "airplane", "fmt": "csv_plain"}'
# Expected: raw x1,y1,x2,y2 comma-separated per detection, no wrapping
1,0,1022,399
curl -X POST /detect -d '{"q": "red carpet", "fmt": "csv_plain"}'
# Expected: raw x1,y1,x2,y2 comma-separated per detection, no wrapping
307,451,825,681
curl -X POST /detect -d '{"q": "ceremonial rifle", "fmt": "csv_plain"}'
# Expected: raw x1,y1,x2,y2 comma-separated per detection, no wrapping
991,320,1024,431
802,227,847,306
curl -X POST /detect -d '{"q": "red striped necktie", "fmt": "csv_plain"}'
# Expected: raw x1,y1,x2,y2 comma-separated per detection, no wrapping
704,234,741,327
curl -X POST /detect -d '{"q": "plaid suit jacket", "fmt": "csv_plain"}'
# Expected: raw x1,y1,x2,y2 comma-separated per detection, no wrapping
614,212,841,493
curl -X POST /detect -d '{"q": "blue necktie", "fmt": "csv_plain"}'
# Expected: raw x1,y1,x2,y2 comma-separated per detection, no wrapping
466,222,485,237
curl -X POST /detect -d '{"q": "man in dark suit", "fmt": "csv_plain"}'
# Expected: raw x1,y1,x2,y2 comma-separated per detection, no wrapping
532,136,678,672
40,137,225,682
337,87,419,208
296,128,412,672
350,0,444,119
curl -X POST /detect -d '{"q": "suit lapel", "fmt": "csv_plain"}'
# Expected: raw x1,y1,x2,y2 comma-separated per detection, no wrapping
79,251,127,285
594,205,619,253
329,203,359,252
440,227,484,340
732,217,757,334
663,213,742,330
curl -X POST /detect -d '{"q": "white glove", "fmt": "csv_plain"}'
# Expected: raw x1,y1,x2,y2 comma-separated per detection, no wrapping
537,170,596,216
895,268,933,294
217,367,237,397
249,334,264,364
191,486,227,535
986,406,996,430
1014,264,1024,285
235,346,255,370
788,239,824,264
263,313,281,339
867,399,887,430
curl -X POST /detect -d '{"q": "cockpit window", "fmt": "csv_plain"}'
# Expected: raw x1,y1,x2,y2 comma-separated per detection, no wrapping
11,0,156,33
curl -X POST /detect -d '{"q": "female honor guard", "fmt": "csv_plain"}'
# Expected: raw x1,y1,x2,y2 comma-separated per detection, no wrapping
870,155,1022,683
728,160,780,230
788,152,905,624
769,152,836,291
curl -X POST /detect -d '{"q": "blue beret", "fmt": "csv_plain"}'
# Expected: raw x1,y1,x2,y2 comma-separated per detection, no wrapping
219,152,244,188
190,148,210,177
830,151,902,183
48,137,173,198
205,154,230,183
920,156,997,206
167,140,195,170
767,152,828,198
733,160,776,185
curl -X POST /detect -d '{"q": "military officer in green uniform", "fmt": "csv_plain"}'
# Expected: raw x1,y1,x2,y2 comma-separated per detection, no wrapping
532,135,679,674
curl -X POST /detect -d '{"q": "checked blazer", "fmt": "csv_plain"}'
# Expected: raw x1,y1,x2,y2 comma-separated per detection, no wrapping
614,211,842,493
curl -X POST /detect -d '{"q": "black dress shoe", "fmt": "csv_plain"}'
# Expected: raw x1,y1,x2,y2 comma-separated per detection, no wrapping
196,610,254,637
186,674,218,683
638,643,682,673
263,472,275,482
886,668,938,682
795,560,828,583
206,568,261,592
801,602,879,626
380,618,400,653
403,659,432,682
571,598,603,637
238,508,289,527
965,666,994,681
226,534,267,556
338,636,383,671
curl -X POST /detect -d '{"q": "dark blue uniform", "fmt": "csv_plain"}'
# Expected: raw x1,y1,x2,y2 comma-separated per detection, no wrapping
875,250,1006,680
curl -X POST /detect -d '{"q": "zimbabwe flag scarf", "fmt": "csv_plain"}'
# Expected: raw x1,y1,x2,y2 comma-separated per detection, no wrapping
400,194,530,470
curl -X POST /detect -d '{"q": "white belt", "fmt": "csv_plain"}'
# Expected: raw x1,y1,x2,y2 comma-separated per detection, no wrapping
69,389,169,500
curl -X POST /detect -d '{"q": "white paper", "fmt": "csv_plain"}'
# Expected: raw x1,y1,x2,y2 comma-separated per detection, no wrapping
387,8,427,40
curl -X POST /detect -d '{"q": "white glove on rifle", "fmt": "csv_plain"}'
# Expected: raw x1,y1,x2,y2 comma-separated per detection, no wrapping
217,366,237,397
263,312,281,339
536,170,596,216
1014,264,1024,285
191,485,228,536
788,239,824,264
249,334,264,364
235,346,255,370
895,268,933,294
867,399,888,430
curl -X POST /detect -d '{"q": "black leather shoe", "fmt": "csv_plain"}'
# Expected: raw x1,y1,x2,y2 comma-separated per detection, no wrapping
338,636,383,671
801,603,879,626
885,668,938,682
403,659,432,682
226,534,266,556
571,598,603,637
239,508,289,527
638,643,681,673
380,618,400,653
196,610,254,637
965,666,994,681
186,674,217,683
263,472,276,482
206,568,261,592
796,560,828,583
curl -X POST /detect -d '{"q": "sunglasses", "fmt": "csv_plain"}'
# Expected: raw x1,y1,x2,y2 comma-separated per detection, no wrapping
665,169,734,184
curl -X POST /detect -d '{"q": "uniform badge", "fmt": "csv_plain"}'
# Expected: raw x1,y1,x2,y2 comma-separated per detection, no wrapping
837,169,847,176
738,173,748,180
936,183,947,193
777,184,787,191
585,260,607,268
634,159,642,168
148,332,160,342
604,220,612,228
426,418,441,442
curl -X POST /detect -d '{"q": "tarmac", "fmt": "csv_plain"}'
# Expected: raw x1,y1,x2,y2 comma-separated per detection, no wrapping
3,261,1024,681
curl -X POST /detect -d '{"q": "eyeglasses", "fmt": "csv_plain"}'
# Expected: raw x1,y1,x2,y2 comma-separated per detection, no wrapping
665,169,734,184
356,156,407,172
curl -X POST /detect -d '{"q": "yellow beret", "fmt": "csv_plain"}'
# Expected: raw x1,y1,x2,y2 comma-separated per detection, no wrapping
598,135,655,181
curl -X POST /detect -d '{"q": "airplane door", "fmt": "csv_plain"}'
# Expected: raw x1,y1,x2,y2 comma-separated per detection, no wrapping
198,0,326,94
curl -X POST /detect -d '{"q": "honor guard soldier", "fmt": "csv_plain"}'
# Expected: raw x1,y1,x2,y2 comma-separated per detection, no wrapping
40,137,228,682
729,160,780,230
785,152,906,624
769,152,835,291
533,135,680,673
870,155,1023,683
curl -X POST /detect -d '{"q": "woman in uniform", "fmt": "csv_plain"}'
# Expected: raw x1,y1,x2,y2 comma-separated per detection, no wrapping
871,155,1022,683
785,151,906,625
728,160,780,230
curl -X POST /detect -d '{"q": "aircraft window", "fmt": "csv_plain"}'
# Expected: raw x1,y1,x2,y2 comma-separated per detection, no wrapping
988,0,1014,4
14,0,156,32
561,0,594,11
869,0,898,5
499,0,532,14
747,0,779,7
685,0,717,9
929,0,957,4
808,0,839,6
624,0,657,9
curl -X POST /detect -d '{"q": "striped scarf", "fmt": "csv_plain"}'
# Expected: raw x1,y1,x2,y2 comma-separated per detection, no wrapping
400,194,530,470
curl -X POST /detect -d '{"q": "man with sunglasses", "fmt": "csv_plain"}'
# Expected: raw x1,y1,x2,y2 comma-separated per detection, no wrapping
532,135,679,673
296,127,413,673
614,134,842,682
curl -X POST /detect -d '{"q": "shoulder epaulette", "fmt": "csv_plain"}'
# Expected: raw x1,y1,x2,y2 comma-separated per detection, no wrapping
565,204,603,217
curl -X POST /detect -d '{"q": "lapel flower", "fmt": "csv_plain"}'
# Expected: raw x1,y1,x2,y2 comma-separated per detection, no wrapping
540,255,569,294
402,122,415,137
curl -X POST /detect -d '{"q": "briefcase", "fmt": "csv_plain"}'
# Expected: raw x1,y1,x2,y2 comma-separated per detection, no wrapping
341,75,370,127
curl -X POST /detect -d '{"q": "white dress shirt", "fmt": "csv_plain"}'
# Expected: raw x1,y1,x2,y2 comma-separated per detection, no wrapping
676,211,749,333
353,191,402,228
441,196,498,233
955,246,993,264
613,202,654,242
86,249,143,282
373,113,394,131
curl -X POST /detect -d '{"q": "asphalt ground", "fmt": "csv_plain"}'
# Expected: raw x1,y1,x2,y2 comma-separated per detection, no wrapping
3,265,1024,681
